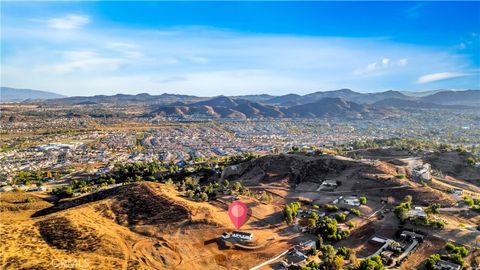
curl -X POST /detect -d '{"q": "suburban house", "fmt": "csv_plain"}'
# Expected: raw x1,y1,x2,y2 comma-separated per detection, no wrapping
230,231,254,241
436,260,462,270
406,206,427,220
281,248,308,268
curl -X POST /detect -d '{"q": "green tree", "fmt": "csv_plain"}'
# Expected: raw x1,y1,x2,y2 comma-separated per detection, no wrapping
360,197,367,205
232,181,242,192
222,179,229,189
425,254,440,270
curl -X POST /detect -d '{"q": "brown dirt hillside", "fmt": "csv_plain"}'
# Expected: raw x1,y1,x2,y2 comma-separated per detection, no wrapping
225,154,456,206
1,182,291,270
424,151,480,185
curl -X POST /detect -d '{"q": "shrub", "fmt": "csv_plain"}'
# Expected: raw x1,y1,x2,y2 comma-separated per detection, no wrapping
335,213,346,222
350,208,361,216
325,204,339,212
359,197,367,205
425,254,440,270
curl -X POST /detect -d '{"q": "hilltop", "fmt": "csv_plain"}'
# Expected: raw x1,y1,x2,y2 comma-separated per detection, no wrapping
0,182,289,270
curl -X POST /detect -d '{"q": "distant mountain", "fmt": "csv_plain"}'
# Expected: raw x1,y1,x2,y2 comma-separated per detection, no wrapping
284,97,382,119
231,94,274,102
373,98,473,110
418,90,480,106
264,89,413,106
1,87,66,101
151,96,285,119
265,94,303,105
401,90,446,98
151,96,384,119
6,86,478,110
45,93,205,105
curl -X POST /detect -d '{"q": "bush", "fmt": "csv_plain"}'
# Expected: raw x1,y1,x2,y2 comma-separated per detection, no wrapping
358,255,383,270
359,197,367,205
336,246,350,258
350,208,361,216
464,197,474,207
425,254,440,270
335,213,346,222
325,204,338,212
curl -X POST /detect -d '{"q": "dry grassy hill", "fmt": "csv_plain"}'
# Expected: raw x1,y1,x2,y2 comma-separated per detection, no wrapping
425,151,480,185
0,182,290,270
224,153,456,206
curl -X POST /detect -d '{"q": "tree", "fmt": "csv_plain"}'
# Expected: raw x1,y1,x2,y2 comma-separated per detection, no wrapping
284,205,294,224
336,247,350,258
394,205,408,221
320,244,336,260
199,192,209,202
404,195,412,205
185,190,194,199
360,197,367,205
358,255,383,270
332,255,344,270
425,254,440,270
464,197,474,207
335,213,346,222
325,204,338,212
307,218,317,228
350,208,361,216
222,179,229,189
349,251,360,269
232,181,242,192
466,157,476,166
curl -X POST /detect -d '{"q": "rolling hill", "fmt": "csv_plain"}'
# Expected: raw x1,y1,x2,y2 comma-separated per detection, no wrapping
1,87,66,102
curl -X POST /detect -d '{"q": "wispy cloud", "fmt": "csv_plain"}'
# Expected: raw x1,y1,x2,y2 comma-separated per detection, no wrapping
46,14,90,30
353,58,408,76
2,13,476,95
417,72,468,84
37,50,125,74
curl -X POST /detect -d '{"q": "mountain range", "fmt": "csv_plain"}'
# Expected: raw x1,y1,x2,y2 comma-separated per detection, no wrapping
1,86,479,119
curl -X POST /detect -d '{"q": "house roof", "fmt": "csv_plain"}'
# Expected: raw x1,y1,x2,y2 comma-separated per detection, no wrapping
436,260,462,270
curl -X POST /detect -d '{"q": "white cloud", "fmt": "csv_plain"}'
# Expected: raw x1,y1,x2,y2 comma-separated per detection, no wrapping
353,62,378,75
353,57,407,76
417,72,467,84
47,14,89,30
381,58,390,67
398,58,408,66
1,20,475,95
37,50,125,74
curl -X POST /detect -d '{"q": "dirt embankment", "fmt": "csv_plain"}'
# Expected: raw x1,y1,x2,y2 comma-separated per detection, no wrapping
425,151,480,185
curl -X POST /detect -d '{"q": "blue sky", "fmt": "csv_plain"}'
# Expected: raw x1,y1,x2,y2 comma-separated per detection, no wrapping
1,1,479,96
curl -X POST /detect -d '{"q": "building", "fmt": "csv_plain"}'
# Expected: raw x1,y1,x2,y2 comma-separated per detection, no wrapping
281,248,308,267
228,231,254,241
400,231,424,242
436,260,462,270
406,206,427,220
298,240,316,250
